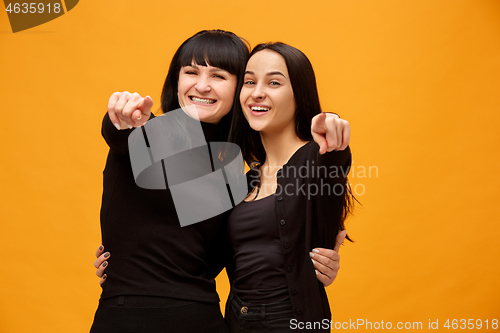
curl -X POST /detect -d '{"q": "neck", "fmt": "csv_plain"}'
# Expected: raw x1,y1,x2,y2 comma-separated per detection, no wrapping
260,125,307,169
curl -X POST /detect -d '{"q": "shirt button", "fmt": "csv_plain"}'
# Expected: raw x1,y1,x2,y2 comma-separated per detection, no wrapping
291,289,297,296
283,242,290,249
280,219,286,226
277,196,283,202
295,309,302,316
241,306,248,314
286,266,292,273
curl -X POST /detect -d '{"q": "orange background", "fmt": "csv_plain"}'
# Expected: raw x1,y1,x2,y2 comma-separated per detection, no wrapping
1,0,499,332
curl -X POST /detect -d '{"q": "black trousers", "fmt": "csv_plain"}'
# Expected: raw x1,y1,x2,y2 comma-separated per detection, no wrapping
90,295,228,333
225,292,294,333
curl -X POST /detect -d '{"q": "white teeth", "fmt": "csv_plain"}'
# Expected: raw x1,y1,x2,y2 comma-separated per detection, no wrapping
251,106,270,111
191,97,215,104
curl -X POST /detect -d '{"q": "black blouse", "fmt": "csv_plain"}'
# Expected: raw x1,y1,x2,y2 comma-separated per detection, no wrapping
227,194,289,303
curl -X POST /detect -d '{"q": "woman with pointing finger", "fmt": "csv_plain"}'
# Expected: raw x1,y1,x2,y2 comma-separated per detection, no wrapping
225,42,354,332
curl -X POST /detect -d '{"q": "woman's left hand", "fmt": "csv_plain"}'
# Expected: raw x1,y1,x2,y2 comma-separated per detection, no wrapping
310,230,347,286
311,112,350,154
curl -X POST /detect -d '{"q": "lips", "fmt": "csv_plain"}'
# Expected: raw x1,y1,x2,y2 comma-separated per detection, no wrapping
190,96,217,105
248,103,271,117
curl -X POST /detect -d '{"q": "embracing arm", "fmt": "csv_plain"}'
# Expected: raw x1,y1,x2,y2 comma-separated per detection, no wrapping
309,112,352,286
94,245,110,285
311,230,346,287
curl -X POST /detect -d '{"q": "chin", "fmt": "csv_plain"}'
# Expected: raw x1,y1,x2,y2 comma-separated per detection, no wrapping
196,109,218,121
248,122,266,132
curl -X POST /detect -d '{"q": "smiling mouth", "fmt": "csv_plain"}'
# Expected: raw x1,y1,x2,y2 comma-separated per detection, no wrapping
250,106,271,113
190,96,217,104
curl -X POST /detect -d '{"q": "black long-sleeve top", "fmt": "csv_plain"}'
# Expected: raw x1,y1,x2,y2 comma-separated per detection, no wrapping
99,112,226,302
226,141,352,331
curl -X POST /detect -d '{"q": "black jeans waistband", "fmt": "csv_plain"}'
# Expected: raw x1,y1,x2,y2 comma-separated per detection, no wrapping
98,295,199,308
228,292,293,321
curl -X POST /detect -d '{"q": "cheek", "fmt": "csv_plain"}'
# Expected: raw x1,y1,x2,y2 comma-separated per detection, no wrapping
239,87,250,105
215,81,236,104
177,78,188,95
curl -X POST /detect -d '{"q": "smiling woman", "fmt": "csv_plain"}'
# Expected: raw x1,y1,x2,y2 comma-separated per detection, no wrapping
226,42,353,332
178,63,238,124
89,30,249,333
240,49,297,134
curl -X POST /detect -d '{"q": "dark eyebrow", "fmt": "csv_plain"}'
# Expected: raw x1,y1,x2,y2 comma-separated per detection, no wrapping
186,64,227,74
209,68,229,74
244,70,286,78
267,71,286,78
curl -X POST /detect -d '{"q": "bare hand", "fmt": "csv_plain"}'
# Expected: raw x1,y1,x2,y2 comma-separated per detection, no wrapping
107,91,153,130
310,230,347,286
94,245,110,285
311,112,350,154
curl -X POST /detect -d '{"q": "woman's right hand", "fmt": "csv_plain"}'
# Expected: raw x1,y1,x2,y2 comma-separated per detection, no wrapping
108,91,153,130
94,245,110,285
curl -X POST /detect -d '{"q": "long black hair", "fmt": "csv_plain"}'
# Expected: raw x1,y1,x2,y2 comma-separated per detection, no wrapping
229,42,355,240
160,30,249,140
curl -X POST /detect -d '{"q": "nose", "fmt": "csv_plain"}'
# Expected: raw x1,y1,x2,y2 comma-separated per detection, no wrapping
251,83,266,100
195,74,211,93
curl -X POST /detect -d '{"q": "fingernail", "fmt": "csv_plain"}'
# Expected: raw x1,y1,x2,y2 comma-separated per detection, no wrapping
114,123,121,130
127,125,133,129
102,262,108,267
315,270,319,275
137,114,142,120
104,252,110,258
309,252,315,258
99,245,103,251
103,274,107,279
311,259,316,265
312,249,320,253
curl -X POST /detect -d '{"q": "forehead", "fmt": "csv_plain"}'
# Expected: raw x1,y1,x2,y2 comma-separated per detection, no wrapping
246,50,288,74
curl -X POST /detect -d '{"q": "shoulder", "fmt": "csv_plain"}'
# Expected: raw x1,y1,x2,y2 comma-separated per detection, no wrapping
289,141,351,167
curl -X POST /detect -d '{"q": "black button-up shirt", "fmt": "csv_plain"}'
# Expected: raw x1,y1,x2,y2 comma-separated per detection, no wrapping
225,141,351,331
271,141,351,329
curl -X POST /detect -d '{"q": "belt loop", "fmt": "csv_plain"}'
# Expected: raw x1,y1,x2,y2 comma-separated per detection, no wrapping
261,304,266,320
117,295,125,306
